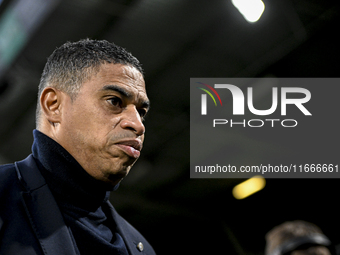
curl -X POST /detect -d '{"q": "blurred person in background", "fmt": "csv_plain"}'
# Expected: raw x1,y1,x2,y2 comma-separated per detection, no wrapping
265,220,336,255
0,39,156,255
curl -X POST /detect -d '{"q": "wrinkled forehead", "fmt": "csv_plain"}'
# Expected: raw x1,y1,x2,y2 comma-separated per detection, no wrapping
83,63,146,92
81,63,149,105
117,64,147,94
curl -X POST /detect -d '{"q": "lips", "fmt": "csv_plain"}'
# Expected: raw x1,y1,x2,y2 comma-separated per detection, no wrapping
115,139,142,159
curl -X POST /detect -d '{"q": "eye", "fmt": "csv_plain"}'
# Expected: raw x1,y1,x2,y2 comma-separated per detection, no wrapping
107,97,123,108
138,109,148,120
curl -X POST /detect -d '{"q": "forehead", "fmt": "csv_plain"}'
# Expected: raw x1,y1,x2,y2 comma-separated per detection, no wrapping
81,63,147,96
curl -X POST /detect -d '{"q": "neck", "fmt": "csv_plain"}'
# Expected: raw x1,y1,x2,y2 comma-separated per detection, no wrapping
32,129,116,211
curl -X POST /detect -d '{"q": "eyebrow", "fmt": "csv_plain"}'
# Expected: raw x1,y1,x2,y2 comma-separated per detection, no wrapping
101,85,131,98
101,85,150,109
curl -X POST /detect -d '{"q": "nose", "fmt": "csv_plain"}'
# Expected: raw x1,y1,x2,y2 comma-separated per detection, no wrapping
120,106,145,136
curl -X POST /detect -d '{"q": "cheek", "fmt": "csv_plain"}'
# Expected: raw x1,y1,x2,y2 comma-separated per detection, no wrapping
61,98,124,151
61,105,100,144
68,110,121,146
65,100,101,130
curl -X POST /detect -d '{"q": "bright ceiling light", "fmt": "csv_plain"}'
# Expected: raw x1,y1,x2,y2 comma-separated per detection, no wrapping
232,0,265,23
232,175,266,199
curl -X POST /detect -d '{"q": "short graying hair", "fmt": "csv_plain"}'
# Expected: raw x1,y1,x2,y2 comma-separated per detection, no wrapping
265,220,331,255
36,38,143,127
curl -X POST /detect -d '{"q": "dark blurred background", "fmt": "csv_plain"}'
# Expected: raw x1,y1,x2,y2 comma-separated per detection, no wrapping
0,0,339,254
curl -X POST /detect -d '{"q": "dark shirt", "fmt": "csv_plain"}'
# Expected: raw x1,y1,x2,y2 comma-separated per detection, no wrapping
31,129,129,255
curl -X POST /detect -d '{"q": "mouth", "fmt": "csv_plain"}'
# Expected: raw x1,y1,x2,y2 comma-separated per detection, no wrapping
115,139,142,159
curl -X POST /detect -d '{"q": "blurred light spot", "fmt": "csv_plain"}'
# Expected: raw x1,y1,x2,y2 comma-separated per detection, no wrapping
232,175,266,199
231,0,265,23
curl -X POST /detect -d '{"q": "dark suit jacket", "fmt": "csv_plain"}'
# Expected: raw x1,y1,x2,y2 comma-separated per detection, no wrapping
0,155,156,255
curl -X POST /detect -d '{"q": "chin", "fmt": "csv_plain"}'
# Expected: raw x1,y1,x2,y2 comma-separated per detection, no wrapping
105,172,128,187
108,165,131,180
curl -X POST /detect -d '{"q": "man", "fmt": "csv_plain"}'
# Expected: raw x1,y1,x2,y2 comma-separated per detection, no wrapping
265,220,336,255
0,39,156,255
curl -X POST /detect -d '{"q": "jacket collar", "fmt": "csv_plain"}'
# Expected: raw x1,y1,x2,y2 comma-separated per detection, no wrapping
15,155,79,255
15,155,151,255
31,129,114,211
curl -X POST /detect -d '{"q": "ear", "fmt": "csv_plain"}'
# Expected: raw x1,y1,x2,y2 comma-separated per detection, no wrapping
40,87,64,124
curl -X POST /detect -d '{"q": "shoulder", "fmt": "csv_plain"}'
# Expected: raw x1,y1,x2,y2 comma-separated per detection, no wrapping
0,162,22,226
0,159,47,255
0,162,16,174
0,162,24,212
0,163,19,192
0,155,39,206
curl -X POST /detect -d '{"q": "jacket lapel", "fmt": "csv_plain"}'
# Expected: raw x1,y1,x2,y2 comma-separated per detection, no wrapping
107,202,146,255
15,155,78,255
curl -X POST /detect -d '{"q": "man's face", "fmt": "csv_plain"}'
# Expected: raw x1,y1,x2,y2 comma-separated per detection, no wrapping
56,63,149,186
